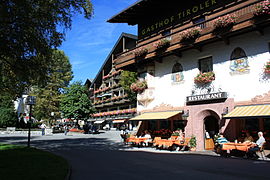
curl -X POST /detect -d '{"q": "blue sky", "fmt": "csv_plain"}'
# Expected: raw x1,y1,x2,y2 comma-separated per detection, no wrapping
59,0,138,83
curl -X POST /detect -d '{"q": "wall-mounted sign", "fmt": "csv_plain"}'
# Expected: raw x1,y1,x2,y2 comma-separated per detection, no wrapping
26,96,36,105
186,92,227,103
138,0,235,38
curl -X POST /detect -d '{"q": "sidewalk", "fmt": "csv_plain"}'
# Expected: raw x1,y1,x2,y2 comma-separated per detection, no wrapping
98,130,270,161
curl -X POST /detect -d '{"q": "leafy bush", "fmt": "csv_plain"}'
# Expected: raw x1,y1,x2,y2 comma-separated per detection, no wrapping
189,135,197,148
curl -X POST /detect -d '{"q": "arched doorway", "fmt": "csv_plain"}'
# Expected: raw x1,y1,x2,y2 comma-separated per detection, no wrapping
204,116,219,138
204,115,219,150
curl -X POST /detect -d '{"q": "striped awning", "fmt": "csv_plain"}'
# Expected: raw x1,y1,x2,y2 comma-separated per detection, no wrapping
223,105,270,119
113,120,125,123
130,111,182,121
94,120,104,124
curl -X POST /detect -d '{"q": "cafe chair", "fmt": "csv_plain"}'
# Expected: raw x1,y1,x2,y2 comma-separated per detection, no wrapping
257,142,266,160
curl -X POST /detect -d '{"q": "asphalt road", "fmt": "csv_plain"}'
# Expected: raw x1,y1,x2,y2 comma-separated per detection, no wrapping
1,131,270,180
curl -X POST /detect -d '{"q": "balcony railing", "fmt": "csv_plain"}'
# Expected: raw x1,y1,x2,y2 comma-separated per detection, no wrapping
93,94,129,106
92,108,137,118
113,0,268,68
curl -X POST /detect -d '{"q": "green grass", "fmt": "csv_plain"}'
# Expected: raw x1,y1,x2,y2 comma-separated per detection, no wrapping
0,144,69,180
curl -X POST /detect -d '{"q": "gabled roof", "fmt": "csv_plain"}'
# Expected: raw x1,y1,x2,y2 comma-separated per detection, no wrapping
107,0,189,25
89,33,137,89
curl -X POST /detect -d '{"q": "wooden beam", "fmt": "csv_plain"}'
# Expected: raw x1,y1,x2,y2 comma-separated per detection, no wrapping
172,50,182,58
217,35,230,45
156,56,163,63
123,37,126,52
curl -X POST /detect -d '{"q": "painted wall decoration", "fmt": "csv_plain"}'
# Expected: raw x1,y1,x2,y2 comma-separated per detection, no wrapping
230,57,250,74
171,72,184,83
137,88,155,107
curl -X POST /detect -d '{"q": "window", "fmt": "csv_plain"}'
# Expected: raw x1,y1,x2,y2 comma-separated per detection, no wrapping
193,16,205,29
160,120,171,130
171,62,184,82
162,30,171,36
230,47,247,60
161,30,172,41
138,72,147,80
198,57,213,73
173,120,187,131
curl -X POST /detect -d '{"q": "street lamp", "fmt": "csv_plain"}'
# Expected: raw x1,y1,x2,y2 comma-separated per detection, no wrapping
25,96,36,148
182,110,189,120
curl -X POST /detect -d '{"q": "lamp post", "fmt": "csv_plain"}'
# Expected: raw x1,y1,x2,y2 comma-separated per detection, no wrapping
26,96,36,148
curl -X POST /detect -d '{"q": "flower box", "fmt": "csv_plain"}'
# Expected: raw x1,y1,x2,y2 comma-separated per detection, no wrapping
133,47,148,57
253,0,270,17
179,27,201,45
130,80,148,94
152,39,170,50
212,14,236,35
264,61,270,74
194,71,215,84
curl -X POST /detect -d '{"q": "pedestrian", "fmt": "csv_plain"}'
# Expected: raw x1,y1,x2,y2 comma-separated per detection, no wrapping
64,124,69,135
247,131,265,159
40,123,46,136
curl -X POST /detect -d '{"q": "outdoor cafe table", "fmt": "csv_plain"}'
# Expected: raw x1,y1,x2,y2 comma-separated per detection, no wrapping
155,139,189,148
222,142,252,152
155,139,178,147
126,137,149,145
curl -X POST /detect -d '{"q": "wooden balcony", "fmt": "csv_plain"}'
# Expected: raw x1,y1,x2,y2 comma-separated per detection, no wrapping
113,1,270,69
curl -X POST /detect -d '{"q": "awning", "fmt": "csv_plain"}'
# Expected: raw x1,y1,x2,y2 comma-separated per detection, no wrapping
102,93,112,97
112,120,125,123
223,105,270,119
130,111,182,121
94,120,105,124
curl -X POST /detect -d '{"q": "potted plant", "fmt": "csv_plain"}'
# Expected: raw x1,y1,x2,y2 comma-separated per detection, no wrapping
253,0,270,19
130,80,148,94
212,14,236,35
152,39,171,50
264,61,270,74
194,71,215,84
189,135,197,151
134,47,148,57
179,27,201,45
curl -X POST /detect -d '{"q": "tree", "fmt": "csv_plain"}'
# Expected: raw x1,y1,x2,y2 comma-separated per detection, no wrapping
60,81,94,121
119,71,137,101
33,50,73,123
0,93,17,127
0,0,93,97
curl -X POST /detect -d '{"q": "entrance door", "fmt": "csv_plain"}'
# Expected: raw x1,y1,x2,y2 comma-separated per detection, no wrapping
204,116,219,150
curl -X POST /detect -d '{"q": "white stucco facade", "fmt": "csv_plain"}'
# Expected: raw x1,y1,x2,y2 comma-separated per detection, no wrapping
138,28,270,112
